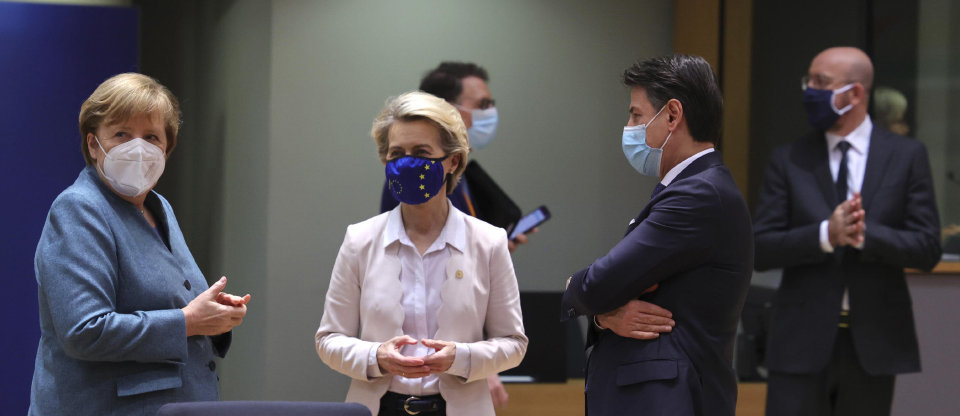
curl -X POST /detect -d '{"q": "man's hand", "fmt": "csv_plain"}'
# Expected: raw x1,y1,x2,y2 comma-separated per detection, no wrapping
507,227,539,253
828,193,865,248
596,285,675,340
488,375,509,409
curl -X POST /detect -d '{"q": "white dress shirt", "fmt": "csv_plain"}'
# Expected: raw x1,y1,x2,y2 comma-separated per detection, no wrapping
662,148,716,186
627,148,715,238
366,203,471,396
818,115,873,310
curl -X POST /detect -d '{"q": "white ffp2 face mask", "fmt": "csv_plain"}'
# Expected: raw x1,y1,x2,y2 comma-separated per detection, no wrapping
94,137,166,197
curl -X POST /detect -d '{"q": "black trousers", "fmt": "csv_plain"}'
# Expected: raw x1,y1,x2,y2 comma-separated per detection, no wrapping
766,328,896,416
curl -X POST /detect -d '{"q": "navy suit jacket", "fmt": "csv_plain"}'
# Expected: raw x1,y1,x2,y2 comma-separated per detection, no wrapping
561,152,754,416
754,127,940,375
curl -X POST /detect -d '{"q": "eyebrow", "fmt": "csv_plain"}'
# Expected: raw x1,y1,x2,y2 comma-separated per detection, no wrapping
388,144,434,151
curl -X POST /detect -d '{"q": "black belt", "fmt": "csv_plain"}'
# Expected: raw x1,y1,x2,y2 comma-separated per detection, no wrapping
380,391,445,415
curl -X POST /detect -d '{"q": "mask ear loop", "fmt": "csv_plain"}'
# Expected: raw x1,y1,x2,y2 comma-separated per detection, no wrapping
93,136,111,178
831,84,856,115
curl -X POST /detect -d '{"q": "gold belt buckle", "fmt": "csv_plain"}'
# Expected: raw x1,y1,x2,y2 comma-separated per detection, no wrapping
404,396,421,415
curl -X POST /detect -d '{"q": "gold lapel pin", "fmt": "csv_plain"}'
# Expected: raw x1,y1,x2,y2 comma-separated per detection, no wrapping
455,270,464,279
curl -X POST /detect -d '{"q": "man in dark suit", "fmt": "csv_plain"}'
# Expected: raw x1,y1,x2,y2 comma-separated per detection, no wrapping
561,54,754,416
755,47,941,416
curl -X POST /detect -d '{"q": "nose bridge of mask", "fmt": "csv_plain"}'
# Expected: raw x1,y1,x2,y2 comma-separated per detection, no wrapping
472,107,497,122
831,83,856,115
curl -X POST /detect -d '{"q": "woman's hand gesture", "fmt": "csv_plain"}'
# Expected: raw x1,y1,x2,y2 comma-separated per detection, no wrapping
181,277,250,337
421,339,457,374
377,336,430,378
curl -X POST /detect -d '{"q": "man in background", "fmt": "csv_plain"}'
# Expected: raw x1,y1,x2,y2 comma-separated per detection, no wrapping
754,46,941,416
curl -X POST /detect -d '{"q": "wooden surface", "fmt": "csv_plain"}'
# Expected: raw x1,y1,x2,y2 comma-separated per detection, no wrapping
495,380,767,416
906,261,960,274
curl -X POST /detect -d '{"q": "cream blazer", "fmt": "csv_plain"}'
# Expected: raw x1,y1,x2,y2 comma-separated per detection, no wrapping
316,207,527,416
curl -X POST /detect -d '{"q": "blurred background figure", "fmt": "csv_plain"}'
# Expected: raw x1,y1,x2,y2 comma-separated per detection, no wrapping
754,47,940,416
873,86,911,136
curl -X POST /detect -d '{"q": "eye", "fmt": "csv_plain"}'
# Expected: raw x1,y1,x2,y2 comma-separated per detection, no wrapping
146,135,160,141
416,149,430,156
114,131,128,138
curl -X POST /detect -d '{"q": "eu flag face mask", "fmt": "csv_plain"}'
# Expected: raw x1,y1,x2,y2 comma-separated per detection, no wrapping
622,105,672,177
803,83,855,131
467,107,498,150
385,155,449,205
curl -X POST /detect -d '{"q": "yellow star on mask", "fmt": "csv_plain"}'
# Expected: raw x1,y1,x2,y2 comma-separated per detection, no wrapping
419,174,425,180
424,165,430,170
424,193,430,198
419,185,425,190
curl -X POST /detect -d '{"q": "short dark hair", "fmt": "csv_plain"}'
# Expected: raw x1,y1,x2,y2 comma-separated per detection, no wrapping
419,62,490,103
622,54,723,145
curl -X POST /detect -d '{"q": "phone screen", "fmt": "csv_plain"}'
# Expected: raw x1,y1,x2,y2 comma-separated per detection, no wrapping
510,206,549,240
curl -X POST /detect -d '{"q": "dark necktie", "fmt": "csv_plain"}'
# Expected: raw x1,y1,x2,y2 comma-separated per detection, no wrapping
835,141,851,203
651,183,666,199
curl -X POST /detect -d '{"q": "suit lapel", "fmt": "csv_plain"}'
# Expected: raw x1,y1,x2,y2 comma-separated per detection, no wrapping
624,151,724,237
859,128,892,211
434,247,466,341
381,242,406,338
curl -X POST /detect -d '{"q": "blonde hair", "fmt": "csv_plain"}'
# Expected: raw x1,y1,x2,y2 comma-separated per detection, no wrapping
372,92,470,194
79,73,181,165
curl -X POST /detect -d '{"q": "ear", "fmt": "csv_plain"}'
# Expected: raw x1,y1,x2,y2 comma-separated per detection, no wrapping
448,152,462,173
665,99,684,133
849,83,867,107
86,132,100,161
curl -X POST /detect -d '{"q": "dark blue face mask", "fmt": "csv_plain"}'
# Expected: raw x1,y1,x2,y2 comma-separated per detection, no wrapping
385,155,449,205
803,83,855,131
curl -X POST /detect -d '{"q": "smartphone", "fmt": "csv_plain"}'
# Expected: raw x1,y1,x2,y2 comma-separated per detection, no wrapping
509,205,551,241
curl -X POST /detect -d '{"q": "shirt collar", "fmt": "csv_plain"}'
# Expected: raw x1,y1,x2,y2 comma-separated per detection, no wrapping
383,199,466,253
825,115,872,155
661,148,715,186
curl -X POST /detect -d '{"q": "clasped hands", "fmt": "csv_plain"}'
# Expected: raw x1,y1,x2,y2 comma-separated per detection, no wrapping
182,276,251,337
828,192,866,248
595,284,676,340
377,335,456,378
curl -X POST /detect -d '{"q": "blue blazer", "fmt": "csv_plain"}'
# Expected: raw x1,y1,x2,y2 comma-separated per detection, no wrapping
561,152,754,416
30,166,230,416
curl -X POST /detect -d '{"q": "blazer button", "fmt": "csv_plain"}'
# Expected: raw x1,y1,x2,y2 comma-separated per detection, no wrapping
208,361,216,371
184,280,192,291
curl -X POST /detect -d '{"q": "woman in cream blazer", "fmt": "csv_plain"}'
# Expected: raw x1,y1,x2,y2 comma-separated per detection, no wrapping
316,92,527,416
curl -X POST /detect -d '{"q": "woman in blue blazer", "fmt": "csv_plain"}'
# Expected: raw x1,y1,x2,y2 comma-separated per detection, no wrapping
29,73,251,416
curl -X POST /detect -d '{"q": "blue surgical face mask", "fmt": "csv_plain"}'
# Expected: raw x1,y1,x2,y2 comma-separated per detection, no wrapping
803,83,855,131
385,155,450,205
467,107,498,150
622,105,672,177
